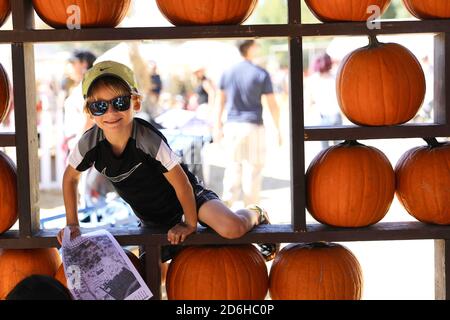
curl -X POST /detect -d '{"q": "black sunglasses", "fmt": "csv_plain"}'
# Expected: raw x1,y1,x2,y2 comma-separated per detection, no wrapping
88,95,132,116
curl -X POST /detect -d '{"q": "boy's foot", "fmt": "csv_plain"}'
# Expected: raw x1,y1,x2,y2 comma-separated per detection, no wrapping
247,204,280,262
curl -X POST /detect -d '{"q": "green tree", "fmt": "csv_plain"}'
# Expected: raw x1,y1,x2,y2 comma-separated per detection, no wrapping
249,0,287,24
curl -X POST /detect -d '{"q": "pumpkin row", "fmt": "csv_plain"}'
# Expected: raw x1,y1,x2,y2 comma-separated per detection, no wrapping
0,243,363,300
0,137,448,235
307,138,450,227
0,0,449,30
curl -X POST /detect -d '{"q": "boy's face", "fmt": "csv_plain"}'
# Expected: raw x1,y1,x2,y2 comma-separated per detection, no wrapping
88,86,140,133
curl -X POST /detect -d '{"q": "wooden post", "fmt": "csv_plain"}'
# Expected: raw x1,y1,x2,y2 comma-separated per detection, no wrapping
288,0,306,232
11,0,40,237
144,245,162,300
434,33,450,125
435,240,450,300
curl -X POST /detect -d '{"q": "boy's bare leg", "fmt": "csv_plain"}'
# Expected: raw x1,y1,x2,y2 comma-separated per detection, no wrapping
197,199,259,239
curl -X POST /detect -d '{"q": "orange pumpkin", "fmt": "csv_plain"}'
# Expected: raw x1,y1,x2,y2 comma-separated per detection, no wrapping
155,0,258,26
305,0,391,22
166,245,268,300
306,140,395,227
54,263,67,288
0,62,10,124
403,0,450,19
337,36,425,126
0,0,10,28
0,248,61,299
269,242,363,300
32,0,131,29
0,151,17,234
395,138,450,225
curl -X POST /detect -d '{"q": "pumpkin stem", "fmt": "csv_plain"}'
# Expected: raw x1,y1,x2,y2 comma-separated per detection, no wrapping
424,137,442,148
310,242,332,248
368,35,382,48
342,140,362,147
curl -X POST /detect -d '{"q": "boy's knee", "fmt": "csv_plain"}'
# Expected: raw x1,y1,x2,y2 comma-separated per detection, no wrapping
218,220,247,239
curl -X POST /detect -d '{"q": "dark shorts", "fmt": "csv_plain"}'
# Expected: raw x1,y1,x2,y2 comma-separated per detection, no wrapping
139,186,220,262
194,187,220,228
139,186,219,227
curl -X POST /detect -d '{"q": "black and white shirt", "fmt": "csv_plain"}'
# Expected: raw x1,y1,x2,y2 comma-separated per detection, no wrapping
68,117,200,225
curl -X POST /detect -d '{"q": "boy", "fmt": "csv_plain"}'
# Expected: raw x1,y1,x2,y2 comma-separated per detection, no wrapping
57,61,277,262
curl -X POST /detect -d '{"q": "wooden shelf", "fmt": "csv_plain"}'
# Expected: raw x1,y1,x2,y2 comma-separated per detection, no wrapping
0,20,449,43
301,19,450,36
305,124,450,141
0,133,16,147
1,222,449,249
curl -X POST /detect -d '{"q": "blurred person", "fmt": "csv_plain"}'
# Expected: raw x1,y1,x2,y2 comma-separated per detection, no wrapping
414,55,433,123
215,40,282,208
147,60,163,118
305,52,342,149
62,50,106,211
61,50,97,99
149,60,162,101
187,66,215,112
187,66,216,134
62,50,97,155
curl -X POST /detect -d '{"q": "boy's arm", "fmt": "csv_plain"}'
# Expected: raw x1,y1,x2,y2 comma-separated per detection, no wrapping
57,165,82,245
163,164,197,244
163,164,197,227
63,165,82,226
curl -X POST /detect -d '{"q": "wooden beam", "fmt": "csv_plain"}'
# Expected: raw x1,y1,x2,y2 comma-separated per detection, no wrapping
11,0,34,30
11,42,40,237
288,0,306,233
143,245,162,300
300,20,450,36
0,20,450,43
288,0,301,24
434,33,450,125
435,240,450,300
0,133,15,147
305,124,450,141
0,222,447,249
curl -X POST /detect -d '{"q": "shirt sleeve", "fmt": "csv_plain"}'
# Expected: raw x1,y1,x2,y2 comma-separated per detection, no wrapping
155,140,181,172
67,142,95,172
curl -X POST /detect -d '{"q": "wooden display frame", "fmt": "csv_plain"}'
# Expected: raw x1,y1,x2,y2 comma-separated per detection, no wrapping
0,0,449,299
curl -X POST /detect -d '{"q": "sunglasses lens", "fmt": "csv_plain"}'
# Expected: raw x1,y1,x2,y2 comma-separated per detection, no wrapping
88,96,131,116
89,101,108,116
112,96,131,111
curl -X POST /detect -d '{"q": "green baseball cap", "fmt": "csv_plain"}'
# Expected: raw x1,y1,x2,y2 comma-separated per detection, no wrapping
82,60,138,98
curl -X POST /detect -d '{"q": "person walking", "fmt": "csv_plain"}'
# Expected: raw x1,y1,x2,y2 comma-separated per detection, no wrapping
215,40,282,208
305,52,343,149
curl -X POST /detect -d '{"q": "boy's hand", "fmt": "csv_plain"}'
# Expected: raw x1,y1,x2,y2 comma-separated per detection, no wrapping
167,222,196,245
57,225,81,246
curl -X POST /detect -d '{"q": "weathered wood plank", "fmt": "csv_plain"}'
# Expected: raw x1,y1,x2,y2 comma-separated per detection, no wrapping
305,124,450,141
0,222,449,249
